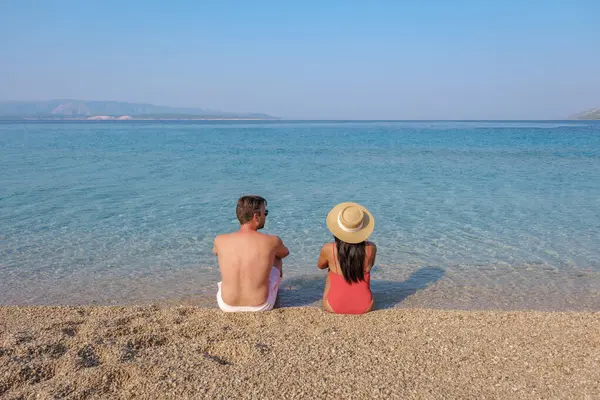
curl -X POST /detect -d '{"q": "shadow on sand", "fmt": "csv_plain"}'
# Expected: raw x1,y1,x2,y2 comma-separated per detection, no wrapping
371,266,445,309
277,266,445,309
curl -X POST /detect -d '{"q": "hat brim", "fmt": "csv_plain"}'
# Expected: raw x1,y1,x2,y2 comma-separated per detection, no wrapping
326,202,375,244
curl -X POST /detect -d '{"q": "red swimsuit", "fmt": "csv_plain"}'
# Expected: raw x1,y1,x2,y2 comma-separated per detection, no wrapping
326,243,373,314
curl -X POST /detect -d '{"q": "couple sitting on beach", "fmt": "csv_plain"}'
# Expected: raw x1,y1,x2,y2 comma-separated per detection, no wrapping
213,195,376,314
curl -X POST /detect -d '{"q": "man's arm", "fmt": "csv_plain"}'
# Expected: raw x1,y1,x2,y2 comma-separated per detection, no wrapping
317,245,329,269
274,236,289,259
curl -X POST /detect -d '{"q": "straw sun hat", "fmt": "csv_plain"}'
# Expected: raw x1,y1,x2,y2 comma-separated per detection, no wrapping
326,202,375,244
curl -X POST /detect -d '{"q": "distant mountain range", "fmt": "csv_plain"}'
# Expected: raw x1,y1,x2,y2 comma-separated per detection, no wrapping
0,100,277,120
570,109,600,120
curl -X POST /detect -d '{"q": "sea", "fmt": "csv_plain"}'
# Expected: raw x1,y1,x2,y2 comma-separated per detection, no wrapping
1,120,599,310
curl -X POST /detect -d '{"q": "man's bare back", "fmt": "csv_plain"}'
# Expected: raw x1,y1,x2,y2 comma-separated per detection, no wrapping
214,196,289,309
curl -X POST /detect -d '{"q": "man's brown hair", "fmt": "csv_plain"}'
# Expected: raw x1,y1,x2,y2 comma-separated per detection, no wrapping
236,195,267,225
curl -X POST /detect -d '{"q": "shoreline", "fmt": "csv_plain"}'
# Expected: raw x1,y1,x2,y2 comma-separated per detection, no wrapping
1,306,599,398
3,262,600,311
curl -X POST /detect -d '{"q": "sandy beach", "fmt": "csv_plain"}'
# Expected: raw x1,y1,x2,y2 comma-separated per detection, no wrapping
1,306,598,399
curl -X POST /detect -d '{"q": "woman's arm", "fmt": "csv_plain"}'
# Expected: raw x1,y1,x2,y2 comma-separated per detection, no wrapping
368,242,377,267
317,245,329,269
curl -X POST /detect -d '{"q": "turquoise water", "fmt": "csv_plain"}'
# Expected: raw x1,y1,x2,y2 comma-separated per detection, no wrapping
1,121,600,309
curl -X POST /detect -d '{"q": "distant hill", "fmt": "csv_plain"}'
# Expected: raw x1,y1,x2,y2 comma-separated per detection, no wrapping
0,100,277,120
570,109,600,120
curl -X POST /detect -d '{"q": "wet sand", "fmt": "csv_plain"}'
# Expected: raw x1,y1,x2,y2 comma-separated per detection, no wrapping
1,306,599,399
4,263,600,312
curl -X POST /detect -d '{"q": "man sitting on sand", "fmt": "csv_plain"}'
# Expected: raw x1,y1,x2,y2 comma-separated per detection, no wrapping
214,195,289,312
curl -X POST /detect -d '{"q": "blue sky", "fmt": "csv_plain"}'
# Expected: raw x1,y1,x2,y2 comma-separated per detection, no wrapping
1,0,599,119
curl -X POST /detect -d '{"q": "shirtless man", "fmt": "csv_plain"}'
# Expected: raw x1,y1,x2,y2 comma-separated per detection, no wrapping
214,195,289,312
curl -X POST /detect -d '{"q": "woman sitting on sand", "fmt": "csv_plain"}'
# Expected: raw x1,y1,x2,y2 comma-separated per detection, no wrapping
317,202,376,314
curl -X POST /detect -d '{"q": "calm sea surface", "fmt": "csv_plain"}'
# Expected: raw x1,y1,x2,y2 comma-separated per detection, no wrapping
1,121,599,310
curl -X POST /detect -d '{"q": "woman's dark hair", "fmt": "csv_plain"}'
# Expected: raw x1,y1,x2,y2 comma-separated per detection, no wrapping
335,236,366,284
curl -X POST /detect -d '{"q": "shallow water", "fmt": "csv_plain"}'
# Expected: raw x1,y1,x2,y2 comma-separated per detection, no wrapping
1,120,599,309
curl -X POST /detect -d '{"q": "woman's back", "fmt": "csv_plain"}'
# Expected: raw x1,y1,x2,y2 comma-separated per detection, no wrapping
319,202,376,314
322,241,377,314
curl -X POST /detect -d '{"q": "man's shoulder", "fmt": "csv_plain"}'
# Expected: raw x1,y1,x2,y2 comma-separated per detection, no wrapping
217,231,281,244
214,232,230,240
246,231,278,243
263,233,284,243
214,232,237,243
